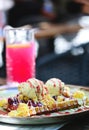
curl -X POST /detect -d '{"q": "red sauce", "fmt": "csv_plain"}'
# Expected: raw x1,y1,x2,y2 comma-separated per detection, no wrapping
75,108,83,113
64,112,70,114
8,104,18,111
0,110,8,115
84,107,89,111
37,86,40,93
28,80,33,88
45,113,51,116
39,80,43,87
58,79,61,87
41,93,44,97
50,79,56,87
44,86,48,93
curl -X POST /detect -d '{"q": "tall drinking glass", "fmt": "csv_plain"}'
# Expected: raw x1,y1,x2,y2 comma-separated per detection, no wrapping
5,28,35,85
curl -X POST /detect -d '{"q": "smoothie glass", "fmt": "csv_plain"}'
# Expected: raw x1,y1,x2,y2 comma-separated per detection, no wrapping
5,28,35,85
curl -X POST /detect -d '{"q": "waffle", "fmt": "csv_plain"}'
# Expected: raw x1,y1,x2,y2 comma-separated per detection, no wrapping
7,94,82,117
0,78,88,117
34,98,79,115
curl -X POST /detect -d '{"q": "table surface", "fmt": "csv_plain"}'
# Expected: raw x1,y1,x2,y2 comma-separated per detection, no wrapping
0,78,6,85
60,116,89,130
35,24,82,39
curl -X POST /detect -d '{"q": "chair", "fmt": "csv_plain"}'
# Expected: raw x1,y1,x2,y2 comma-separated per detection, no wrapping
36,43,89,86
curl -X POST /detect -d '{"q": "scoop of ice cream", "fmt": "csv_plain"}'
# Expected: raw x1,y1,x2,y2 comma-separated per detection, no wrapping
45,78,70,97
45,78,63,97
18,78,47,101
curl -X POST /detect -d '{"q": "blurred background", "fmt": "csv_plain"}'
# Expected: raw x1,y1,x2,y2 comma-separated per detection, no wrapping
0,0,89,86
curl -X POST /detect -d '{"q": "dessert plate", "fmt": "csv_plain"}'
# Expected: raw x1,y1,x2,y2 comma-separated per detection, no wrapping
0,85,89,125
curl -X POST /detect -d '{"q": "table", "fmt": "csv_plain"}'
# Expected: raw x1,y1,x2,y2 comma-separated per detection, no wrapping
35,23,83,39
60,115,89,130
0,78,6,85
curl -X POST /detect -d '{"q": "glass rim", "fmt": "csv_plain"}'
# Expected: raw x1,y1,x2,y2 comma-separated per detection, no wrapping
5,28,35,32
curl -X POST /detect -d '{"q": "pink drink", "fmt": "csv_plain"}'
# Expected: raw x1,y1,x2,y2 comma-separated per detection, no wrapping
6,42,35,83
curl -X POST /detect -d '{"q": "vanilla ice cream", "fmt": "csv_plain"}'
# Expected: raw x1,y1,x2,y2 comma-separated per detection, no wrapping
45,78,70,97
18,78,48,101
